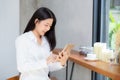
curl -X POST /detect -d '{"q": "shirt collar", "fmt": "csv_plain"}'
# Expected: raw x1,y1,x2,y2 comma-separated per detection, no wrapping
28,31,37,43
28,31,47,45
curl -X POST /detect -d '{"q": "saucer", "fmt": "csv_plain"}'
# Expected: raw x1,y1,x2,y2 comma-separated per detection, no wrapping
84,57,98,61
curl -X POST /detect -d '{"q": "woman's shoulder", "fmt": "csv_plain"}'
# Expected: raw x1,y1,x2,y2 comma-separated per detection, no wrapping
15,32,30,43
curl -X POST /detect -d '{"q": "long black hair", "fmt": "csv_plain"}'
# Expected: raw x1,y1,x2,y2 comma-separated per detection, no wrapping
24,7,56,51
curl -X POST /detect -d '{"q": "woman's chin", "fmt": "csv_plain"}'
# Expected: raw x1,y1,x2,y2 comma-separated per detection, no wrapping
41,33,45,36
40,32,46,36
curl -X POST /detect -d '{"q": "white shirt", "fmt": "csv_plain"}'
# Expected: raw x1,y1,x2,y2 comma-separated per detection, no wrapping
15,31,63,80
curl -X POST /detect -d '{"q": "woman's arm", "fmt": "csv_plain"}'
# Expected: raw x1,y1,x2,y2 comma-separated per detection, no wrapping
47,51,68,72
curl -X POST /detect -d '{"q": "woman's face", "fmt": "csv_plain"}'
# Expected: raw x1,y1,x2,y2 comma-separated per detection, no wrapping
34,18,53,36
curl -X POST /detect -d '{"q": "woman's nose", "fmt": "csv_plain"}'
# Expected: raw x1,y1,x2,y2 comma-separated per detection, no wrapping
46,26,50,31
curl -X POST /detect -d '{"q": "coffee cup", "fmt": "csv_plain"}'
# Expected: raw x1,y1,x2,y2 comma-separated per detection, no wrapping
87,54,96,59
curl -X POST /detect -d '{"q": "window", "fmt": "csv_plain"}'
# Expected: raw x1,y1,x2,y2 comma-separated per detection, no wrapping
92,0,120,80
108,0,120,50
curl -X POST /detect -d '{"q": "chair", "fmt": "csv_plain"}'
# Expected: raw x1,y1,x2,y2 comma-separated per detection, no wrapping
50,77,57,80
7,75,57,80
7,75,19,80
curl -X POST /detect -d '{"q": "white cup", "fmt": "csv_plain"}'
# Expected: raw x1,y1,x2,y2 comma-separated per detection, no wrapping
87,54,96,59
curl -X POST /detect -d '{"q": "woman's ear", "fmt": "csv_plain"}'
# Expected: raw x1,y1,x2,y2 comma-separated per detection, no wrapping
34,18,39,24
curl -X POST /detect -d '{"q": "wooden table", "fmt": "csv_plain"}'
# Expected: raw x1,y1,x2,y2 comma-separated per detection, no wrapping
53,48,120,80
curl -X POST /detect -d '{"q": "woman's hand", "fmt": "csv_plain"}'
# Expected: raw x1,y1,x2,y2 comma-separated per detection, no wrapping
56,51,69,66
47,51,70,66
47,54,57,64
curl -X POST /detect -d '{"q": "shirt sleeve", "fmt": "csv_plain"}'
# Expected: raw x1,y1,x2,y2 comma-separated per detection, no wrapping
48,62,65,72
15,37,48,73
47,52,65,72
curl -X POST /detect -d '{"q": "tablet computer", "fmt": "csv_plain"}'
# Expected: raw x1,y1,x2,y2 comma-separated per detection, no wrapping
61,44,74,55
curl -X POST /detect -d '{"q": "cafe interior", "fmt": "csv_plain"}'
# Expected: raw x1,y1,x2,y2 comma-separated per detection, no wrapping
0,0,120,80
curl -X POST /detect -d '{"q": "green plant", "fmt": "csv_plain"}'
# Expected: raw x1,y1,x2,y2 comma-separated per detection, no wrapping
109,23,120,48
109,12,120,50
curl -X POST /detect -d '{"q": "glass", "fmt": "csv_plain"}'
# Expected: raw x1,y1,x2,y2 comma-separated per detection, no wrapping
108,51,119,65
109,57,116,65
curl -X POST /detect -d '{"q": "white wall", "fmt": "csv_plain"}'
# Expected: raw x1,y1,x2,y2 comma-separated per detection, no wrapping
20,0,37,34
37,0,93,50
0,0,19,80
37,0,93,80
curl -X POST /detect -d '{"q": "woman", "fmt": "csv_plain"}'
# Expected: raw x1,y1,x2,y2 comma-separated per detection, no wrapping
15,7,68,80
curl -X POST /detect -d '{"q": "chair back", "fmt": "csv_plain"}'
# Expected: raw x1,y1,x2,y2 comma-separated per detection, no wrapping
7,75,19,80
7,75,57,80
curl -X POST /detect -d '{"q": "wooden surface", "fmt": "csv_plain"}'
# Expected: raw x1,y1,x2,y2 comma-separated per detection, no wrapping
53,48,120,80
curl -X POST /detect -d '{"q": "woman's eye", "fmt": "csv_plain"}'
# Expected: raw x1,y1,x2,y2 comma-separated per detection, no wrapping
45,25,48,27
45,25,51,28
